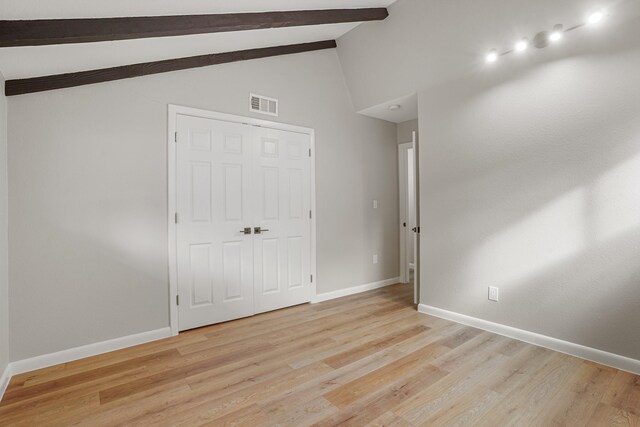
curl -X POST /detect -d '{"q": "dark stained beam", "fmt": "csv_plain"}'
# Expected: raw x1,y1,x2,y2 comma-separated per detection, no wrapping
4,40,337,96
0,9,388,47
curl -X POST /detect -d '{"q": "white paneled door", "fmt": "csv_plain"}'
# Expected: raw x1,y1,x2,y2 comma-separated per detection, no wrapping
176,114,312,331
253,127,311,314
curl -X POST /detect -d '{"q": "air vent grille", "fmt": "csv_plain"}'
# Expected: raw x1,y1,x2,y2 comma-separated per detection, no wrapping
250,93,278,116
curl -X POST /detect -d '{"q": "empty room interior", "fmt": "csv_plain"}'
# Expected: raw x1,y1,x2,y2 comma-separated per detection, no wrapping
0,0,639,425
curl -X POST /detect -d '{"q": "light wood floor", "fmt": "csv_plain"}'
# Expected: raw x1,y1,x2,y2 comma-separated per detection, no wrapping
1,284,639,426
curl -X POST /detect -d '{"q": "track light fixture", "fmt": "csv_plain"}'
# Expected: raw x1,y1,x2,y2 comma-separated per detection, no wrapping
588,10,606,25
515,38,529,52
485,9,607,65
549,24,564,42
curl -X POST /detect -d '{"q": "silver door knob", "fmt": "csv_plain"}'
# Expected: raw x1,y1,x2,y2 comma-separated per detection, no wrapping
254,227,270,234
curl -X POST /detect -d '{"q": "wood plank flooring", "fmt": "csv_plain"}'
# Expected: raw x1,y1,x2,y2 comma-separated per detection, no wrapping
1,283,638,426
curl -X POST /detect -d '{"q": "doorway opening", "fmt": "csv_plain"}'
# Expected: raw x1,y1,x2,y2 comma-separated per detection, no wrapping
398,131,419,304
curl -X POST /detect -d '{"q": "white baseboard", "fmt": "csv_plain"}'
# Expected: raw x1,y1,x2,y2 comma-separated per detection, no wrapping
418,304,640,376
0,327,171,401
9,327,172,377
0,363,11,401
312,277,400,303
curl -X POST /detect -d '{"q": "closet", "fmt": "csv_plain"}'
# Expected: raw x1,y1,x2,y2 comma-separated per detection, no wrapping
175,113,312,331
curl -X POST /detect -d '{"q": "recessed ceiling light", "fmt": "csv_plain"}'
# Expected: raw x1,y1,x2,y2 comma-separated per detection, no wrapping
587,10,606,25
515,38,529,52
486,49,499,63
388,104,402,111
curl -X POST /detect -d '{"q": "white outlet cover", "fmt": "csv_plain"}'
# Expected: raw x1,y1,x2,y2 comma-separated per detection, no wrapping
373,254,378,264
373,200,378,209
488,286,499,302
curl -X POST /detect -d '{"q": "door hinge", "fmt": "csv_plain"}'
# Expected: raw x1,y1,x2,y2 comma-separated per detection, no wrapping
309,148,311,157
176,295,180,305
174,212,178,224
310,274,313,283
174,132,178,143
309,210,312,219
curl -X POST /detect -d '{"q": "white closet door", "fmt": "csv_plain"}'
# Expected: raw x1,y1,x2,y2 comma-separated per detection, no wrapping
176,115,254,331
253,127,312,313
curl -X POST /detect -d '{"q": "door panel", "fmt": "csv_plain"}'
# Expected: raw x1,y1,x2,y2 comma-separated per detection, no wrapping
261,238,280,294
176,114,312,330
190,162,212,222
262,167,280,220
287,236,304,289
253,128,312,313
176,115,254,331
189,243,213,306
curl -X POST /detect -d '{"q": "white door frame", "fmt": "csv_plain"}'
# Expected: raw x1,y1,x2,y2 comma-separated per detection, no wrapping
167,104,317,336
398,142,411,285
398,132,418,303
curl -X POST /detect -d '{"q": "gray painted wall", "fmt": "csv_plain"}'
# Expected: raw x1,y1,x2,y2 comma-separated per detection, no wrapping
0,73,8,374
397,119,418,145
340,0,640,360
419,32,640,360
7,49,398,361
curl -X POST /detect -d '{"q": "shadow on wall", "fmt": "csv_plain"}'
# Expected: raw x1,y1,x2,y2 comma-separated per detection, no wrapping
420,15,640,360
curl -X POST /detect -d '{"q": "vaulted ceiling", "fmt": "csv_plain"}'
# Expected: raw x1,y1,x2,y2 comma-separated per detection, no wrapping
0,0,397,80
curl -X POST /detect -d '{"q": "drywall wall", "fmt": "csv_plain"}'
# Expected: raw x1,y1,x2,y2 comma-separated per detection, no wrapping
337,0,421,111
397,119,418,145
7,49,398,361
338,0,640,111
0,73,8,376
338,0,640,360
418,17,640,360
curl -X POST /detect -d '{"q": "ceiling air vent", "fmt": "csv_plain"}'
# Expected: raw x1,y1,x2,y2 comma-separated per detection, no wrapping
250,93,278,117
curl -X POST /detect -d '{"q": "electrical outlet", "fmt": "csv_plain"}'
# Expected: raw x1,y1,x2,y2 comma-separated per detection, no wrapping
488,286,499,302
373,254,378,264
373,200,378,209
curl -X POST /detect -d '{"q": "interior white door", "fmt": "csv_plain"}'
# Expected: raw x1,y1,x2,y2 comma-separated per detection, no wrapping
398,142,411,284
253,127,312,313
176,115,255,331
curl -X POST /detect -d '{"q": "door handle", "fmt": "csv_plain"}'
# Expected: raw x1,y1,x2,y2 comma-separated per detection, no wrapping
254,227,270,234
239,227,252,235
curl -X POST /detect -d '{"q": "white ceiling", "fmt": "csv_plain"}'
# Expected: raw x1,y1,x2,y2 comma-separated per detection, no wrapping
0,0,397,79
358,93,418,123
0,24,360,79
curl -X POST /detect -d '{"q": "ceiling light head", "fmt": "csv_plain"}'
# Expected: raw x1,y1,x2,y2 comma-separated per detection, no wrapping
549,24,564,42
388,104,402,111
515,38,529,52
486,49,499,63
587,10,606,25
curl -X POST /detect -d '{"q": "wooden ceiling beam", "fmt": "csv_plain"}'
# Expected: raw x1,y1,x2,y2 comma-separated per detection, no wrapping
0,8,388,47
4,40,337,96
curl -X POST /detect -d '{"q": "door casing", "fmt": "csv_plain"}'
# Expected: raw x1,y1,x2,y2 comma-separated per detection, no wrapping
398,132,419,304
167,104,317,336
